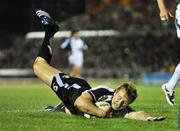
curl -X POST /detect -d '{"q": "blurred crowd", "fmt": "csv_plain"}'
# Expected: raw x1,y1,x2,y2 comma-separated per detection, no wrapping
0,0,179,78
60,0,175,30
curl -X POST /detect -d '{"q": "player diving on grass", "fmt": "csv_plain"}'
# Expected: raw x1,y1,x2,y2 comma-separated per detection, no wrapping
34,9,166,121
156,0,180,106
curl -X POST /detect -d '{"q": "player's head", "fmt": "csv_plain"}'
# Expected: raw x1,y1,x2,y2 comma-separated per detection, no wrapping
112,82,137,110
71,30,79,39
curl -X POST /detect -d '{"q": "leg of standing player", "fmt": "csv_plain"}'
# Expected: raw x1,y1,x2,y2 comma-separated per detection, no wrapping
71,66,81,77
162,63,180,105
161,3,180,106
33,9,61,87
164,63,180,91
69,57,82,78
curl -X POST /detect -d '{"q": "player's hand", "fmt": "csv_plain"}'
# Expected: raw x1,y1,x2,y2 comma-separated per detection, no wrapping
146,116,167,121
100,107,112,118
160,9,173,21
105,107,112,118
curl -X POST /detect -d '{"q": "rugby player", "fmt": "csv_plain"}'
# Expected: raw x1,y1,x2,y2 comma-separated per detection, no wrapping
60,30,88,77
34,9,166,121
157,0,180,106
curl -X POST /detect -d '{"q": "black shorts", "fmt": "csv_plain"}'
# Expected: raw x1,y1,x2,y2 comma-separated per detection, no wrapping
51,73,91,113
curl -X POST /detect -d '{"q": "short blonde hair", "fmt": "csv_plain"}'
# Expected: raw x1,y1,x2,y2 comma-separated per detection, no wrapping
116,82,137,104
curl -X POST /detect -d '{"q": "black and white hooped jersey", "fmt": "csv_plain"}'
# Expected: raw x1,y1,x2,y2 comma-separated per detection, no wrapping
51,73,134,117
87,85,115,104
87,85,134,118
49,84,134,118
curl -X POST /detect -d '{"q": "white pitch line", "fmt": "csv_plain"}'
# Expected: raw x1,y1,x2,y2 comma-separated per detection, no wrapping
0,109,42,113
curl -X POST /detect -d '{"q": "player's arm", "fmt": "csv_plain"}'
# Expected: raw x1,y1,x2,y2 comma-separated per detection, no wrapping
79,40,88,51
74,92,111,118
125,111,167,121
61,39,69,49
156,0,173,21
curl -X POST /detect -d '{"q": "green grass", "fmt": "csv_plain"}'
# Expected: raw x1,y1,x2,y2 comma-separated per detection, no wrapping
0,81,180,131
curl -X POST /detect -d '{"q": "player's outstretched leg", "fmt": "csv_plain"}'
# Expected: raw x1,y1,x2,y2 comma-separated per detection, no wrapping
33,9,61,87
161,63,180,106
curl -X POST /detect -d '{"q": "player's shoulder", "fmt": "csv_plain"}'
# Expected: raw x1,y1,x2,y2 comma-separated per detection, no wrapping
87,85,114,102
94,85,115,92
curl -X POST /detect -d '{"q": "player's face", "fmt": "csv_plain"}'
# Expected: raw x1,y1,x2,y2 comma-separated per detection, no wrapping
73,32,79,39
111,89,130,110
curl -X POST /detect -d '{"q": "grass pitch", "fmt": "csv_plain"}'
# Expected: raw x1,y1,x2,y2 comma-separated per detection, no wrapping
0,81,180,131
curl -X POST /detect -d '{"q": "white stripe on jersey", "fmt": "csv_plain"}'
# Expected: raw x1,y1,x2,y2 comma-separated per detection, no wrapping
47,45,52,55
91,85,115,92
97,95,112,102
89,91,97,102
88,85,114,102
55,74,64,87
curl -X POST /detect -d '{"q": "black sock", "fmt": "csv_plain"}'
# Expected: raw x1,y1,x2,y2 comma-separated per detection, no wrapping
38,30,55,63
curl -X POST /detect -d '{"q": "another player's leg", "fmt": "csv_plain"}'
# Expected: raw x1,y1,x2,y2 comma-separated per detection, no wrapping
71,66,81,77
70,59,82,77
162,7,180,106
33,9,60,87
162,63,180,106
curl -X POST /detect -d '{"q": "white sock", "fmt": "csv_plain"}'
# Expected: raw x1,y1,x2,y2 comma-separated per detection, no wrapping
165,63,180,91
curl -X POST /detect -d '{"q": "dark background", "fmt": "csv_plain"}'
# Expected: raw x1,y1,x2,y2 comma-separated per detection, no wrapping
0,0,179,78
0,0,86,34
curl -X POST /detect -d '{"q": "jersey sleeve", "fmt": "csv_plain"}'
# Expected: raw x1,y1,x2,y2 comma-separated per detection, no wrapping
87,85,114,102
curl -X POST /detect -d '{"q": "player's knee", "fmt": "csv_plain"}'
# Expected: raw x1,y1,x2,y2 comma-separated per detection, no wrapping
33,57,44,75
33,59,39,75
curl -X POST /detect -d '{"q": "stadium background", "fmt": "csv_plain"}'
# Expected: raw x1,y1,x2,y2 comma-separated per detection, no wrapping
1,1,180,130
0,0,179,84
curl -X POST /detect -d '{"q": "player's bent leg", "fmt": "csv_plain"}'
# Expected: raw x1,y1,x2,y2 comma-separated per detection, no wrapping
34,9,61,87
33,57,61,87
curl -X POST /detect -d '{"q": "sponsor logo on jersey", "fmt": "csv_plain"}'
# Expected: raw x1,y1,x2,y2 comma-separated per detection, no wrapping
62,75,70,79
